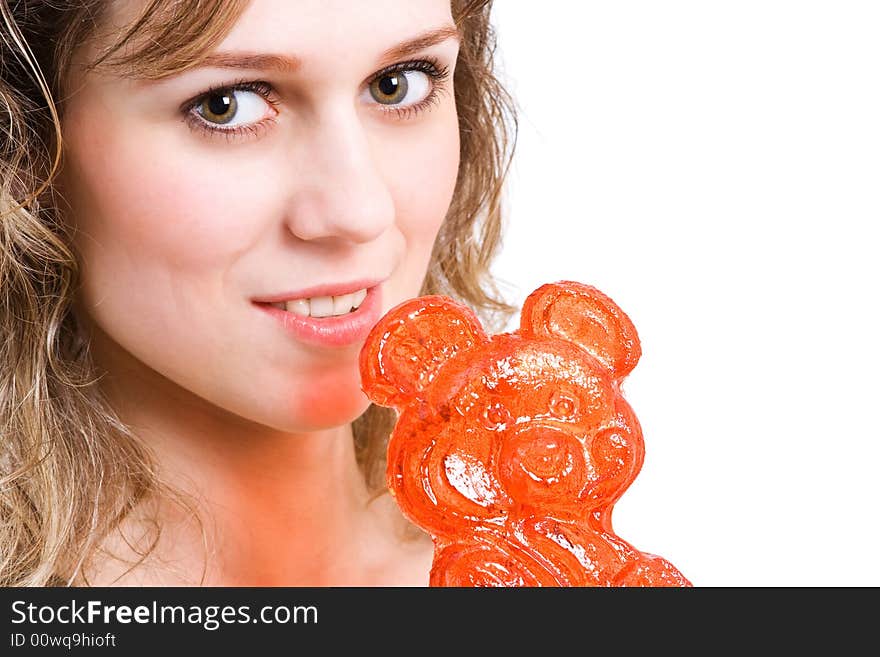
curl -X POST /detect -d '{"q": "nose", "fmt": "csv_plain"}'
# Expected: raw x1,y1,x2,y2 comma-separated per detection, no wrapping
283,106,395,244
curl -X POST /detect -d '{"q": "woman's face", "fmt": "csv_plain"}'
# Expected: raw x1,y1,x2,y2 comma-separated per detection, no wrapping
59,0,461,431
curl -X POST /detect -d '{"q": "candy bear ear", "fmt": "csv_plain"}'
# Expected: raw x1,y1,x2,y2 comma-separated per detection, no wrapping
520,281,641,379
359,295,489,408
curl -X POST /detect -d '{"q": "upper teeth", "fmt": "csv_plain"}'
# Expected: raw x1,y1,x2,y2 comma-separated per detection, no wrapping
269,288,368,317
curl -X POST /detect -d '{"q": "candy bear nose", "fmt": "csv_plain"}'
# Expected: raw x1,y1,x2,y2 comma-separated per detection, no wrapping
498,426,587,505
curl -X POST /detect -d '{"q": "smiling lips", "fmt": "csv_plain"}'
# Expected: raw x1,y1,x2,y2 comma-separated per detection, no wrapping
265,288,368,318
253,280,385,348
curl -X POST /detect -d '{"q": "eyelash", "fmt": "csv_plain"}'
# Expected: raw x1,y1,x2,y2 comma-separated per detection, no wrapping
183,57,451,142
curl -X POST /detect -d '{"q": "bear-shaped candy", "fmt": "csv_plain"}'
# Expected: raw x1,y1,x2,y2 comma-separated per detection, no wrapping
359,281,691,586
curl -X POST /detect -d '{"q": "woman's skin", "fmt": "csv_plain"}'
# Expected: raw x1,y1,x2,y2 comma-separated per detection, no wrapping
55,0,461,585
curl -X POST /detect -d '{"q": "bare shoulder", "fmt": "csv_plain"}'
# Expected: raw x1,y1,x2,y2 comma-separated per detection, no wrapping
366,492,435,587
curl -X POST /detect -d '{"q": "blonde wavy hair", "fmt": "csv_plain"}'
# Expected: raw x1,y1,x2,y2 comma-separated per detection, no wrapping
0,0,518,586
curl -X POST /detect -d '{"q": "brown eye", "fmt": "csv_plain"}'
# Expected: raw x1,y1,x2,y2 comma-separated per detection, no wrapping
548,391,578,420
200,90,237,124
370,72,408,105
367,70,431,107
191,84,276,132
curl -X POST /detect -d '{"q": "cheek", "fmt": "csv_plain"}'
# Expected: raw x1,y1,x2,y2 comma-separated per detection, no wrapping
385,105,461,248
64,125,265,275
59,116,289,413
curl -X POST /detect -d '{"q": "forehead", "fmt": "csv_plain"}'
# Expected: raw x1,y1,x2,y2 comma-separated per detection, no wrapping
76,0,459,92
224,0,453,49
107,0,455,59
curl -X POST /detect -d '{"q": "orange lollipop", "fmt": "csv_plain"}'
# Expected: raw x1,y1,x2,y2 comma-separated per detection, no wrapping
359,281,691,586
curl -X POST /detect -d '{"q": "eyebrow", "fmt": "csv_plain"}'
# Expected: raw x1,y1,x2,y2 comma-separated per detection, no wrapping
195,25,461,73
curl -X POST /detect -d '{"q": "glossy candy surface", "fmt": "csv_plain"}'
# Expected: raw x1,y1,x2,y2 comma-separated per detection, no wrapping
360,281,691,586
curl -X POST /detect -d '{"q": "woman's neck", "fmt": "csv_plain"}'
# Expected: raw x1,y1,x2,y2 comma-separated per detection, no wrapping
86,363,431,586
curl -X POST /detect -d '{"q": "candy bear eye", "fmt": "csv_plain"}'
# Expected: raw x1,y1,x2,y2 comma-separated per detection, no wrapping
481,402,512,431
548,391,579,420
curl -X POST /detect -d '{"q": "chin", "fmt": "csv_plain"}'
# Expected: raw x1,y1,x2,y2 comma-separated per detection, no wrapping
283,380,372,432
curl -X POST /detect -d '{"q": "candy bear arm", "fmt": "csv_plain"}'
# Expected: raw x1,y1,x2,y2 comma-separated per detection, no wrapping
386,405,512,536
612,553,693,587
520,280,641,380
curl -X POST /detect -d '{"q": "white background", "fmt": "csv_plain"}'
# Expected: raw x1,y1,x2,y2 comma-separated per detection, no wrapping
489,1,879,586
